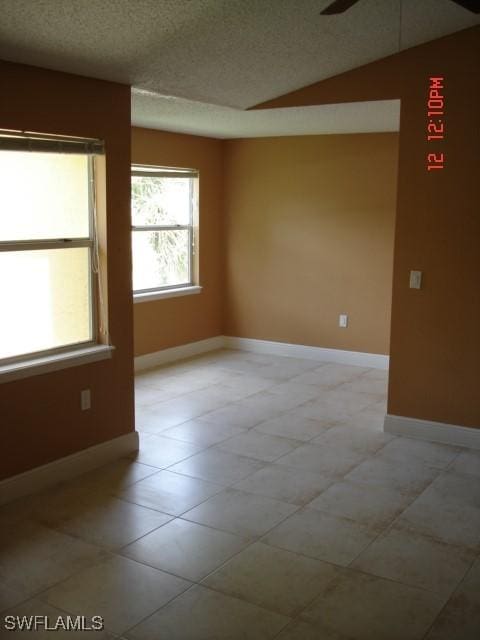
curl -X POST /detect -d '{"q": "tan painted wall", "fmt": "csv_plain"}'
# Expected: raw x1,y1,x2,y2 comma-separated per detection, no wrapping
389,29,480,428
256,27,480,429
131,128,224,356
0,61,134,479
224,134,399,355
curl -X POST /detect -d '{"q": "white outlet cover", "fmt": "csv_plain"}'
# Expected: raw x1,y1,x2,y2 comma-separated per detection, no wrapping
339,314,348,328
81,389,91,411
409,270,422,289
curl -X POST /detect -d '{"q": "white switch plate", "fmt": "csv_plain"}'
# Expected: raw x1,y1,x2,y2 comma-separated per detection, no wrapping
409,270,422,289
81,389,91,411
339,314,348,328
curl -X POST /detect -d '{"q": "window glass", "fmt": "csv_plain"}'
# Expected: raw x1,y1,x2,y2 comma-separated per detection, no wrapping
0,142,97,364
0,248,91,359
131,167,197,293
0,151,90,240
132,229,190,291
132,176,191,227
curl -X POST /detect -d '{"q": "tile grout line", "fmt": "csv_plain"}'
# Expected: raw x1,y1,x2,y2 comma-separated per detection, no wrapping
419,553,479,640
5,353,476,639
11,355,451,638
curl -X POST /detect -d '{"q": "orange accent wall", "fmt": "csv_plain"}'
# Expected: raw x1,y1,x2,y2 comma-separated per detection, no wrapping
253,27,480,429
224,134,399,355
0,61,134,479
131,127,224,356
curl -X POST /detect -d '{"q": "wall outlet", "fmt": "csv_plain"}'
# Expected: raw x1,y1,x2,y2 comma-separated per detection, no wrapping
339,314,348,328
81,389,91,411
409,270,422,289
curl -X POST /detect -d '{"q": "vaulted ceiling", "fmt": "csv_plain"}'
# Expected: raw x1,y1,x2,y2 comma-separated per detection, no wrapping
1,0,478,137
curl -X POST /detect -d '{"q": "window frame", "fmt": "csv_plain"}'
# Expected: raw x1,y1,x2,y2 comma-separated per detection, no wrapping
0,133,103,367
131,165,199,296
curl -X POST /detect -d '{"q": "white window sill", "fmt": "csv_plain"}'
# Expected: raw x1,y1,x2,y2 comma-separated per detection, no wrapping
0,345,114,384
133,285,202,304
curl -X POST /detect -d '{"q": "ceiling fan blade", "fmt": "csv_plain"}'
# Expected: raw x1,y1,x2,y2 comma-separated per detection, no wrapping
449,0,480,13
320,0,361,15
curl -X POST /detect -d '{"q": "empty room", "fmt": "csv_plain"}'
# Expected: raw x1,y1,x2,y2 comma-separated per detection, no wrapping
0,1,479,639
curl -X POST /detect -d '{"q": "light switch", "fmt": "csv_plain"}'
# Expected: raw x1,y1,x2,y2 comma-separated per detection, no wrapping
409,270,422,289
81,389,91,411
339,314,348,328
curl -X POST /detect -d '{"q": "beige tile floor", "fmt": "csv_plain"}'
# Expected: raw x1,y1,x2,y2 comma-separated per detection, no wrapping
1,349,480,639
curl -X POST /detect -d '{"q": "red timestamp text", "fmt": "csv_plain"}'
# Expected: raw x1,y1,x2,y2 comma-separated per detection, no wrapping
426,77,445,171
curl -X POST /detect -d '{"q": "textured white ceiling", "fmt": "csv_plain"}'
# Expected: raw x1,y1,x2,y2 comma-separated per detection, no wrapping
132,91,400,138
0,0,477,136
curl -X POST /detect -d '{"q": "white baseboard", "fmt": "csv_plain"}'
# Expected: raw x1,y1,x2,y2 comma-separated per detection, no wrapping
224,336,389,370
384,414,480,450
134,336,225,372
0,431,139,506
134,335,389,371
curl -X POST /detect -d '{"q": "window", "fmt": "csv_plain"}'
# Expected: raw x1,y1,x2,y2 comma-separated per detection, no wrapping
0,131,105,365
131,166,199,297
